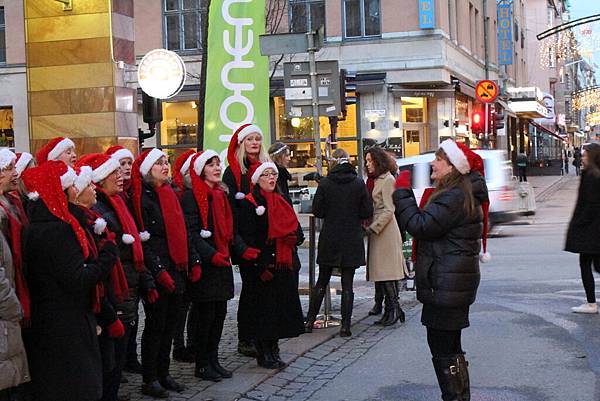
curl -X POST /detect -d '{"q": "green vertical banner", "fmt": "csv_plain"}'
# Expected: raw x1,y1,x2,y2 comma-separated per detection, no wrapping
203,0,270,157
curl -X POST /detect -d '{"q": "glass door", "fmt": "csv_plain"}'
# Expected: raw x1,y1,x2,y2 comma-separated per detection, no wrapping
403,128,423,157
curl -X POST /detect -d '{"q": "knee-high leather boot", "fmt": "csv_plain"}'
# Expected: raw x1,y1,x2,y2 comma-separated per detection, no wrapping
369,282,384,316
432,354,470,401
381,281,405,326
304,287,326,333
340,290,354,337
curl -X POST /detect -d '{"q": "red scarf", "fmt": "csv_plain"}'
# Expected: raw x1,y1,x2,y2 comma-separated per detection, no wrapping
246,156,261,192
411,187,435,263
366,173,376,200
260,188,298,269
210,187,234,256
97,187,145,272
0,196,30,322
155,183,189,270
83,227,104,313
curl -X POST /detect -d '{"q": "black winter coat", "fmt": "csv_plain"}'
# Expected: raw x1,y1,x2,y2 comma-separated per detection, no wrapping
393,172,488,330
223,163,252,265
565,170,600,254
24,201,118,401
180,188,247,302
312,163,373,268
275,164,292,203
93,191,154,322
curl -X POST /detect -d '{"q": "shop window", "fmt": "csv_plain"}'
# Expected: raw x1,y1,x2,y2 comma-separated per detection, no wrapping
402,97,426,123
343,0,380,39
289,0,325,33
164,0,205,52
0,7,5,63
160,100,198,147
0,107,14,148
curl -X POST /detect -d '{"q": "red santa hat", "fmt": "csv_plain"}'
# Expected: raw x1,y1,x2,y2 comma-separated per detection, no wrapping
73,165,93,194
189,150,219,238
15,152,33,177
227,124,263,200
21,160,90,259
76,153,120,184
0,148,16,171
172,149,196,192
251,162,278,184
35,137,76,165
130,148,167,241
106,145,135,162
439,139,491,262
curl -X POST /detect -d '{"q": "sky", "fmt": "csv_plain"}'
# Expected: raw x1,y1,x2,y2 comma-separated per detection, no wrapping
568,0,600,79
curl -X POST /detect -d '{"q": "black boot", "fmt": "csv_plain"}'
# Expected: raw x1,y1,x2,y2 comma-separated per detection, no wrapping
271,340,285,368
159,375,186,392
432,354,470,401
368,282,384,316
374,282,389,325
141,381,169,399
255,340,279,369
237,339,257,357
304,287,326,333
340,290,354,337
381,281,405,326
195,362,223,382
209,350,233,378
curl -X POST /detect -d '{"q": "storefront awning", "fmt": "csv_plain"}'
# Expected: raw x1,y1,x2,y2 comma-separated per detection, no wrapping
529,121,566,142
508,101,550,118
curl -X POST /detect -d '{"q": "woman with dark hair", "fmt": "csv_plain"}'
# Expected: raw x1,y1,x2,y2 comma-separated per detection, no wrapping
393,139,489,400
364,147,407,326
566,143,600,314
306,148,373,337
237,162,304,369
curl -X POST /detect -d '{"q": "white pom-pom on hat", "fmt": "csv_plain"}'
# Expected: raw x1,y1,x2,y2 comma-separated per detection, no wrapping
255,206,266,216
479,252,492,263
200,229,212,238
122,234,135,244
139,231,150,242
235,192,245,200
28,191,39,201
94,218,107,235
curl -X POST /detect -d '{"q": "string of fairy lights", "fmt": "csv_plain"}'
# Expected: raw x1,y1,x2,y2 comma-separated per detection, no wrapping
539,30,578,68
586,111,600,126
572,86,600,110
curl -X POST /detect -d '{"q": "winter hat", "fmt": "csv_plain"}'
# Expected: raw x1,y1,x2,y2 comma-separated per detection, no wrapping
15,152,33,177
227,124,263,200
251,162,278,184
0,148,16,170
172,149,196,192
439,139,490,262
106,145,135,162
36,137,75,165
21,160,90,259
76,153,120,184
73,165,93,194
190,150,219,238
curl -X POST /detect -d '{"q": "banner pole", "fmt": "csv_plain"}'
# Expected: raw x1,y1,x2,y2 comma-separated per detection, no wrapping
197,0,211,150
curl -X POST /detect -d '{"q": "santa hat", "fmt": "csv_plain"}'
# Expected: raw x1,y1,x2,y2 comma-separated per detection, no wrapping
0,148,16,171
73,165,93,194
227,124,263,200
172,149,196,192
439,139,491,262
130,148,167,241
76,153,120,184
36,137,75,165
21,161,90,259
190,150,219,238
251,162,278,184
15,152,33,177
106,145,135,162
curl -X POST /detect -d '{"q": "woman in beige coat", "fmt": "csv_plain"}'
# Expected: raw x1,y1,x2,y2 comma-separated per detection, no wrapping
365,147,407,326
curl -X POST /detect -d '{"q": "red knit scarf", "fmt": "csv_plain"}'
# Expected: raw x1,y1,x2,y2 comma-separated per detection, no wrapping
97,187,145,272
260,188,298,269
0,196,30,321
83,228,103,314
210,187,234,257
245,156,261,193
155,183,189,270
366,174,376,200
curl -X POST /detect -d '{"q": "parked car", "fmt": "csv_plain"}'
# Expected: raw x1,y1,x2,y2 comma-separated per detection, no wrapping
395,149,530,226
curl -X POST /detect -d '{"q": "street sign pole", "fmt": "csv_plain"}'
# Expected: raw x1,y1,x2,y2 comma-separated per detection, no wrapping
484,103,489,149
307,31,322,175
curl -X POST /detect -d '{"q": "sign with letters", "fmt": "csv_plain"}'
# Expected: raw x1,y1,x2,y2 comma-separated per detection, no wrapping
497,0,513,65
418,0,435,29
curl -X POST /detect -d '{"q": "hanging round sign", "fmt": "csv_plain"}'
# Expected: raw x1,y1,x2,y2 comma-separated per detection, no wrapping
137,49,186,99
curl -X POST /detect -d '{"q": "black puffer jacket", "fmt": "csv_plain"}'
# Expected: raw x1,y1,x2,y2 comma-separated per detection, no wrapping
565,170,600,254
312,162,373,267
393,172,488,329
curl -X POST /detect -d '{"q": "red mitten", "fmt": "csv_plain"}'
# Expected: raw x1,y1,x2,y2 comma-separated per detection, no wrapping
146,288,159,304
395,170,412,189
189,264,202,283
260,269,274,282
241,247,261,261
107,319,125,338
211,252,231,267
156,271,176,293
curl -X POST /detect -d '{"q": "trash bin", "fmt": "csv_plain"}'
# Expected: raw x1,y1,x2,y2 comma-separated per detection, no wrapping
517,182,536,215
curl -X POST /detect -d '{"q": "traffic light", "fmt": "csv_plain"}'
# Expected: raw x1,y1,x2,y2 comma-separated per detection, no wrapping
495,109,505,131
340,69,357,117
470,110,484,134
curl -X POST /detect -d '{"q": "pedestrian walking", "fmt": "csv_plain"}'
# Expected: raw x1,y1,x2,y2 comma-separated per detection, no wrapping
364,147,407,326
22,161,118,401
563,149,570,175
393,139,490,401
573,147,582,176
180,150,259,381
565,143,600,314
131,149,191,398
516,151,528,182
237,162,305,369
35,136,77,166
222,124,270,358
306,148,373,337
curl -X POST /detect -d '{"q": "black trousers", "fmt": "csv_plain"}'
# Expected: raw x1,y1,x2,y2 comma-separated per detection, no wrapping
100,320,135,401
125,317,139,365
315,265,356,291
141,292,182,383
193,300,227,366
173,297,199,351
427,327,463,358
579,254,600,303
518,167,527,182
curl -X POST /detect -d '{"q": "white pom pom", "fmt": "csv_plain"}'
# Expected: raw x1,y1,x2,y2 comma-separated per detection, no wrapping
94,218,107,235
200,229,212,238
122,234,135,244
27,191,39,201
235,192,245,200
255,206,266,216
479,252,492,263
139,231,150,242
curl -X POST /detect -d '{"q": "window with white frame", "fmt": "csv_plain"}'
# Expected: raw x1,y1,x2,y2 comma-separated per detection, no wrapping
163,0,205,52
288,0,325,33
343,0,380,38
0,7,6,63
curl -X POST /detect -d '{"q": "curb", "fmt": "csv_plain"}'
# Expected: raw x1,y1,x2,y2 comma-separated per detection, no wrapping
535,175,570,203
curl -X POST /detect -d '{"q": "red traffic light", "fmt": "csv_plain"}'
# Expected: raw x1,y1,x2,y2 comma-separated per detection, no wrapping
473,113,481,124
471,111,484,134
